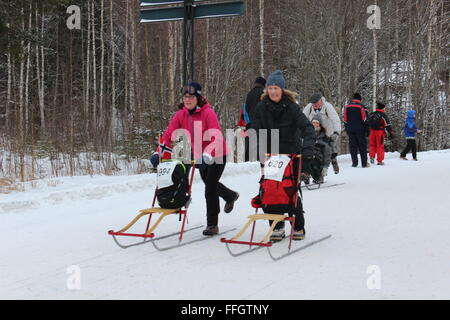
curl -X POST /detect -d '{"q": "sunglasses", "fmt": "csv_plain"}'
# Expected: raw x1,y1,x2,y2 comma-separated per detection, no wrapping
182,85,200,96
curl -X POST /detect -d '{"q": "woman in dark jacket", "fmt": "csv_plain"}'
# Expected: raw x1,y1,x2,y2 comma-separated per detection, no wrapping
250,70,315,241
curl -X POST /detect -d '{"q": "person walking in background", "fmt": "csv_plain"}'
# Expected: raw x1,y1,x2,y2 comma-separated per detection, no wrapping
303,92,342,174
368,102,394,165
343,93,370,168
244,77,266,129
400,110,421,161
151,82,239,236
241,77,266,161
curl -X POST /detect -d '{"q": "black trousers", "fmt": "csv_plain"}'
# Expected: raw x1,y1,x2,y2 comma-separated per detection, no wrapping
244,135,250,162
401,139,417,159
244,130,259,162
198,160,236,227
347,130,368,166
265,200,305,231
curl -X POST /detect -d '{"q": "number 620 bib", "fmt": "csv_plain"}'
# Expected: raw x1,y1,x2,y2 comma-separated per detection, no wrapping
263,155,291,182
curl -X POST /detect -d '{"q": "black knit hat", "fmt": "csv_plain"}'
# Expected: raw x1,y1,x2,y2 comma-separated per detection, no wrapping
376,102,386,109
353,92,362,100
182,82,202,97
255,77,266,86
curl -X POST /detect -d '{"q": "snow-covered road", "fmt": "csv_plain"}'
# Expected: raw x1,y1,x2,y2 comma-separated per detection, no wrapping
1,150,449,299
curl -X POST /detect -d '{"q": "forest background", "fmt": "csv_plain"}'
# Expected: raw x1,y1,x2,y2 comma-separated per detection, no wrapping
0,0,448,182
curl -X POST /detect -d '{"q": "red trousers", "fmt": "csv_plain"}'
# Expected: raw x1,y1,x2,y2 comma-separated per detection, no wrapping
369,130,386,163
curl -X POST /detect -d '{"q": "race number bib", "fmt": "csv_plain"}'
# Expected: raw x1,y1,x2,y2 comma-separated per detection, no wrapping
157,161,177,189
263,155,291,182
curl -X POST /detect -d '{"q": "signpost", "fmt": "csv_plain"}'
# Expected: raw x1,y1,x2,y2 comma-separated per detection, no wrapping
140,0,245,85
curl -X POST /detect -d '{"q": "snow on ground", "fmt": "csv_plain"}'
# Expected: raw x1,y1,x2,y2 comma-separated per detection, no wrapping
0,150,449,300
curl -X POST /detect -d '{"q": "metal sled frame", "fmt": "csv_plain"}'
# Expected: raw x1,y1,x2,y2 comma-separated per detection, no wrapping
108,160,197,249
220,214,296,256
221,154,303,259
302,182,346,191
304,182,321,190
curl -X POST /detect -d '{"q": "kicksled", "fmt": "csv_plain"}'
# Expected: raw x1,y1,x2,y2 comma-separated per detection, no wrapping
108,160,235,251
220,213,332,261
221,154,332,260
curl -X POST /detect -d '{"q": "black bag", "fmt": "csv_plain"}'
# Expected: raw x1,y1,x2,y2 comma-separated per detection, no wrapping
156,160,190,209
302,145,324,182
369,111,383,129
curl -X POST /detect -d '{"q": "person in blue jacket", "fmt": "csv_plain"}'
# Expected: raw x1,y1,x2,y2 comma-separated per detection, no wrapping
400,110,421,160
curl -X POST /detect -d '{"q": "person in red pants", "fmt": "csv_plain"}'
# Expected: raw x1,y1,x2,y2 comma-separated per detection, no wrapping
368,102,394,165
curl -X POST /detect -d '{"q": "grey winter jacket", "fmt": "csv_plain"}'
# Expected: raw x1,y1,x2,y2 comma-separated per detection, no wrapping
303,97,341,137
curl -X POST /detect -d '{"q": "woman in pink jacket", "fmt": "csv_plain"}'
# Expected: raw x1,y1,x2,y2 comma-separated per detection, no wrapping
151,82,239,236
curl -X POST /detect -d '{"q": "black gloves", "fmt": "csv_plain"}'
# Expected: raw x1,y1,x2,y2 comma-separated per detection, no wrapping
150,153,160,168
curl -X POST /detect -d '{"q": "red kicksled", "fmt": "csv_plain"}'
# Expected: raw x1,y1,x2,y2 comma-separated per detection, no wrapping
108,160,200,249
221,154,303,259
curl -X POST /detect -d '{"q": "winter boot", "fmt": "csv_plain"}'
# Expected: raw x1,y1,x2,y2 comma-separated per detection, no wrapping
370,158,375,164
300,173,311,185
270,228,285,242
377,162,385,165
313,175,324,184
400,156,408,160
331,159,339,174
202,225,219,236
224,192,239,214
292,229,305,241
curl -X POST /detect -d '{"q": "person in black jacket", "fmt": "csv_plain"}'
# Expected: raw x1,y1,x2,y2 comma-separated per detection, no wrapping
245,77,266,128
343,93,370,167
242,77,266,161
251,70,315,241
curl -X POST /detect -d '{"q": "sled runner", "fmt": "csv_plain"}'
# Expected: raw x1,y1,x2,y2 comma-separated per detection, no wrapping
221,213,296,257
267,234,332,260
108,160,199,249
221,154,312,260
302,182,346,191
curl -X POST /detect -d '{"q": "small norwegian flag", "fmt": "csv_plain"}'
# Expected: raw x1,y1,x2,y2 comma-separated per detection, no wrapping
157,136,172,160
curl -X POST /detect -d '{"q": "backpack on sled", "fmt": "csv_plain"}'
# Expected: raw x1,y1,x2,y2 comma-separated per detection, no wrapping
301,146,323,183
253,154,301,214
156,160,190,209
